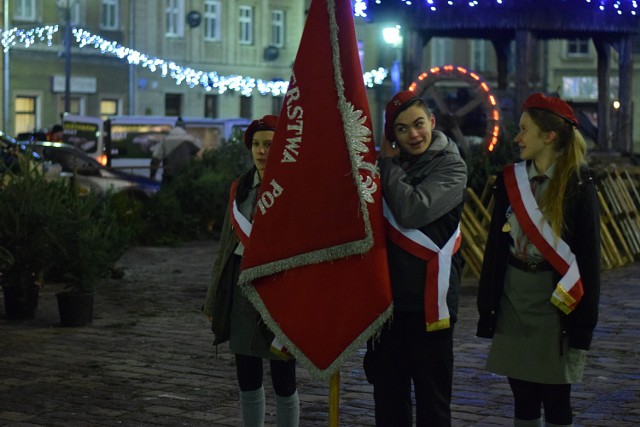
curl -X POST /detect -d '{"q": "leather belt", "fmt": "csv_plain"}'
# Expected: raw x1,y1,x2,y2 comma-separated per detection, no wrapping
508,254,552,273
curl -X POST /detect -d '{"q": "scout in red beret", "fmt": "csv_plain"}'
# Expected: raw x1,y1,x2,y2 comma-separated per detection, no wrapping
523,93,578,127
384,90,423,143
244,114,278,149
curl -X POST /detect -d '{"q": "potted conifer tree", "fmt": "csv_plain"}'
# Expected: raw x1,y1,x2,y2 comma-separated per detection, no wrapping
0,155,69,319
54,189,132,327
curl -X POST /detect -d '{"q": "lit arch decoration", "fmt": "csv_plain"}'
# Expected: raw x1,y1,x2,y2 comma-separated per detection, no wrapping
408,65,501,153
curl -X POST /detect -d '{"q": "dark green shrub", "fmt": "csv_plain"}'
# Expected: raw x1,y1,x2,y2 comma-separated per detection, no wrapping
140,140,250,244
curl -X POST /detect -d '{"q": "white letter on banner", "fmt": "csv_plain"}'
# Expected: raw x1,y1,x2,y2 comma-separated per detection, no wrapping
256,180,284,215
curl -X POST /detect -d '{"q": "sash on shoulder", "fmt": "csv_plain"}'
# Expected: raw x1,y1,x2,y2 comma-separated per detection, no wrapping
229,180,292,359
503,162,584,314
383,199,461,331
229,180,252,248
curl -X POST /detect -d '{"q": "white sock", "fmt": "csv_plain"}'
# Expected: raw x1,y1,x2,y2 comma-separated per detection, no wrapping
239,386,265,427
276,390,300,427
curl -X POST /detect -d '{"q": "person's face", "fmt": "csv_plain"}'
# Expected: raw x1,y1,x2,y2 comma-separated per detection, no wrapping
251,130,274,177
514,112,555,161
393,105,436,156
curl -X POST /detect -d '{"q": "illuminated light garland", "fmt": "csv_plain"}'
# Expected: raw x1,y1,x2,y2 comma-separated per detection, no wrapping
355,0,638,17
1,25,389,96
408,65,501,152
1,25,58,51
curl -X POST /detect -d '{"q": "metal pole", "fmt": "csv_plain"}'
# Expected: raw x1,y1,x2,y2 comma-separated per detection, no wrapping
328,370,340,426
128,0,134,115
64,2,71,114
3,0,10,132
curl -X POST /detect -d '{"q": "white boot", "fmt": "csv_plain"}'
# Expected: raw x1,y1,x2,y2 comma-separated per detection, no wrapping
240,386,265,427
514,418,542,427
276,390,300,427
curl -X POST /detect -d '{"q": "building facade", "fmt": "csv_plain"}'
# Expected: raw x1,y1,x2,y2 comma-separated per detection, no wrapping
1,0,304,136
2,1,638,153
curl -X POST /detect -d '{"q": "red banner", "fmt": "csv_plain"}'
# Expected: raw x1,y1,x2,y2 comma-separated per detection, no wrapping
239,0,392,378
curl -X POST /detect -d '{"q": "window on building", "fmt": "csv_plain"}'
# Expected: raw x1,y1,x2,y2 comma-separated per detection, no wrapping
204,0,221,41
567,38,590,56
15,96,37,134
430,38,452,66
204,94,219,118
272,10,285,48
239,6,253,45
562,76,618,100
58,96,83,115
70,1,82,26
272,96,284,115
166,0,185,37
240,95,253,119
101,0,119,30
165,93,182,116
471,39,487,72
14,0,35,21
100,99,120,120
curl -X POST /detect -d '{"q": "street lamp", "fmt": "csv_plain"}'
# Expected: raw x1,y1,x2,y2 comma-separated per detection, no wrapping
56,0,74,114
382,25,402,93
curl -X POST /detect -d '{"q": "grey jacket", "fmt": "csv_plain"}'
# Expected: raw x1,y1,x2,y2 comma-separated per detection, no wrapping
379,130,467,318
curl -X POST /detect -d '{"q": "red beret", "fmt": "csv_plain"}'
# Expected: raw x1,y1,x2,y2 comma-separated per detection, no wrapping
384,90,420,142
523,93,578,126
244,114,278,149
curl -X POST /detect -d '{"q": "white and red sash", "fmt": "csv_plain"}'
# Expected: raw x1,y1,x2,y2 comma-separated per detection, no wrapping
229,179,292,360
229,180,252,248
382,199,461,332
503,162,584,314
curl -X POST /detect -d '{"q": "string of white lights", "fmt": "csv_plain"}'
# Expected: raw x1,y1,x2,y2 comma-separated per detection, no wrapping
1,25,389,97
355,0,638,17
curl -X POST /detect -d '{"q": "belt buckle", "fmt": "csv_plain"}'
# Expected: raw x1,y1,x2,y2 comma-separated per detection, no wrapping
526,260,538,272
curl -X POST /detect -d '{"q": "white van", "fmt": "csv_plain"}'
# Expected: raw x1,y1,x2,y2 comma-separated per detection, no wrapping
62,114,251,177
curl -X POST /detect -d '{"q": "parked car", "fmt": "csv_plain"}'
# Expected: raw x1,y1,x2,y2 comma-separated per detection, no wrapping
12,140,161,201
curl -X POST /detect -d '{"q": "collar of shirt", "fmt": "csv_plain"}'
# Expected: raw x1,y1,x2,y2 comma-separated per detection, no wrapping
527,160,556,182
252,169,262,188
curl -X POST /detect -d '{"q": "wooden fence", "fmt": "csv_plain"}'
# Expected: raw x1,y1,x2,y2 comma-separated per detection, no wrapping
461,166,640,279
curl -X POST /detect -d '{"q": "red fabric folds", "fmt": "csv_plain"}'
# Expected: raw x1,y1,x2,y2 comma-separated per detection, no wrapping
239,0,392,378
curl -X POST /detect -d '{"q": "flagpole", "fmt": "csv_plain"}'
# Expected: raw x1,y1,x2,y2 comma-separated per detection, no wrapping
329,370,340,426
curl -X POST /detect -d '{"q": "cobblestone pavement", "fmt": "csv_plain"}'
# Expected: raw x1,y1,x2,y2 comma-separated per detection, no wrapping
1,241,639,426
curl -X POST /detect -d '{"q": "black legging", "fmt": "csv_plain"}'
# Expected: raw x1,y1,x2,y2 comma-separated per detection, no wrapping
508,377,573,424
235,354,297,397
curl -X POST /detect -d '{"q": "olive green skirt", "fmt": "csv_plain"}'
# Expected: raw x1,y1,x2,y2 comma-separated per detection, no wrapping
227,254,277,360
486,265,587,384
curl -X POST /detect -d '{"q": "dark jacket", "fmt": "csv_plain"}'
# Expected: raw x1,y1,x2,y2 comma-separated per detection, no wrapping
203,167,261,345
380,131,467,321
476,163,601,350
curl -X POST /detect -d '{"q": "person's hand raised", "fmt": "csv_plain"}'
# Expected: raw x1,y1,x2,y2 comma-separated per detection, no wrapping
380,137,400,158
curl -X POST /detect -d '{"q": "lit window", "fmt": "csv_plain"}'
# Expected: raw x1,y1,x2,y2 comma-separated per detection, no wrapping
100,99,119,120
239,6,253,45
15,96,38,134
204,0,221,41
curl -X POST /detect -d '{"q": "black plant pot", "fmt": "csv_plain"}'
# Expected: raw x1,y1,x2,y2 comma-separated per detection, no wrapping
56,291,94,327
2,284,40,319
